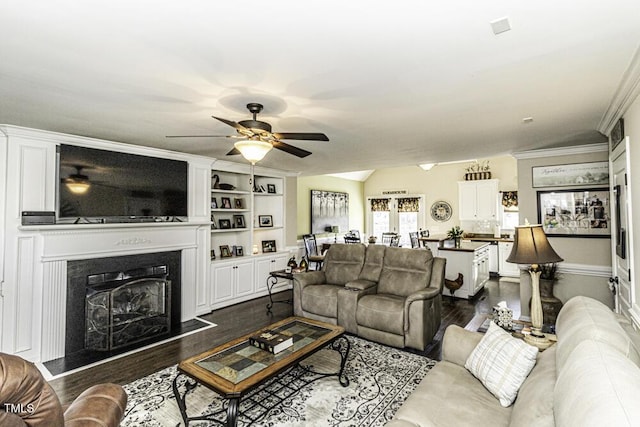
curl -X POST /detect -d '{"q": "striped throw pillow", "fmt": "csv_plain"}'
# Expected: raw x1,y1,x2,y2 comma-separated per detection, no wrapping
465,321,539,407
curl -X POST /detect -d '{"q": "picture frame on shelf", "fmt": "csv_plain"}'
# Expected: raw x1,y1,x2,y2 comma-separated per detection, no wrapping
537,187,610,238
235,246,244,256
219,219,232,229
262,240,276,253
219,245,232,258
221,197,232,209
210,249,216,260
234,198,245,209
210,214,217,229
259,215,273,227
211,198,218,209
267,184,276,194
233,214,246,228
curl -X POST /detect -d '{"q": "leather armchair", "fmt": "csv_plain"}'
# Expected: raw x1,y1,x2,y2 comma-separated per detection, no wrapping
0,352,127,426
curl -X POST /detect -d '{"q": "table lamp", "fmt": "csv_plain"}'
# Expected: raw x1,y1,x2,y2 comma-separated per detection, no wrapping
506,223,563,348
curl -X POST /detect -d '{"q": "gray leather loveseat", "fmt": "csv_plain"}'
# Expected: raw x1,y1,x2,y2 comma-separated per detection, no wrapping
293,243,446,351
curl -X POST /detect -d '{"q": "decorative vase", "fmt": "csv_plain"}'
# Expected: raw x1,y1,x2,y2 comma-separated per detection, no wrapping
287,256,298,269
300,258,309,271
454,237,461,248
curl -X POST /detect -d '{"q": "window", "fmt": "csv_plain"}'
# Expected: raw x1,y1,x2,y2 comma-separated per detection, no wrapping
367,196,425,246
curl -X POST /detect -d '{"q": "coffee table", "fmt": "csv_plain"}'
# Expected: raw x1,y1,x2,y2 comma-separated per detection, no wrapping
172,316,350,426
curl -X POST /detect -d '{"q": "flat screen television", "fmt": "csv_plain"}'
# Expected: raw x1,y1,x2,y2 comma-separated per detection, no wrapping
57,144,188,222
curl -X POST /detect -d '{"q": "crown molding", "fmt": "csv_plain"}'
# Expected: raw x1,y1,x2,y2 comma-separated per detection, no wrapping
512,143,608,160
598,44,640,135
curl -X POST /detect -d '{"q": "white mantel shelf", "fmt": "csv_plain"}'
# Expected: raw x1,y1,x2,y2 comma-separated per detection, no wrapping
19,220,210,232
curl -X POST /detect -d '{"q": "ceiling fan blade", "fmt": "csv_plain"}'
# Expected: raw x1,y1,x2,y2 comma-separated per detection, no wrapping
212,116,249,133
226,147,241,156
272,141,312,158
165,135,235,138
273,132,329,141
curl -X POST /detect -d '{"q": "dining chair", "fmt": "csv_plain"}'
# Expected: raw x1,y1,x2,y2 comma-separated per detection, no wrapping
409,231,420,248
303,234,325,270
344,230,361,244
381,232,397,245
390,235,401,247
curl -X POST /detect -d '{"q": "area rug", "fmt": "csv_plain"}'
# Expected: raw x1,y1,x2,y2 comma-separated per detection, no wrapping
122,336,436,426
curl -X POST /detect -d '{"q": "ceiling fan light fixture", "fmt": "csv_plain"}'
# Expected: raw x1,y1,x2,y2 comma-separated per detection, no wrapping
65,180,91,194
234,139,273,164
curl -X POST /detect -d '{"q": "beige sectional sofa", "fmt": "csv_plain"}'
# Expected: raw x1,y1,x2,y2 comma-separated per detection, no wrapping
292,243,446,351
387,296,640,427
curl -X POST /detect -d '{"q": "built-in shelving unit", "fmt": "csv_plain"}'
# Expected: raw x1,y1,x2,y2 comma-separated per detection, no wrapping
209,161,292,309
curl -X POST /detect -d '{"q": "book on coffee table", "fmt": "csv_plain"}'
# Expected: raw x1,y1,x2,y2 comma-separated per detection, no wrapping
249,330,293,354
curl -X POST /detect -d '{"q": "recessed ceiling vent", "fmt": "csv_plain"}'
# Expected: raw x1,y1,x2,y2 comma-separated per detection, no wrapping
490,17,511,35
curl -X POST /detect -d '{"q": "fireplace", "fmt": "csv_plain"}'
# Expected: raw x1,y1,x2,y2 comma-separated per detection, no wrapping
66,251,182,356
85,267,171,351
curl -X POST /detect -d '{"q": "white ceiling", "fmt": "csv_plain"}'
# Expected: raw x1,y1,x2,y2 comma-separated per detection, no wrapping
1,1,639,175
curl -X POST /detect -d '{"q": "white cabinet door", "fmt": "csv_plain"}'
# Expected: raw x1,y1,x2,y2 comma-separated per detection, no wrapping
235,259,255,297
255,253,289,293
458,180,499,221
498,242,520,277
475,180,498,220
212,262,234,305
458,182,478,220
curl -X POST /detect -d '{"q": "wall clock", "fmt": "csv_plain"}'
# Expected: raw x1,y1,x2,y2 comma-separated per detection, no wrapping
430,201,452,222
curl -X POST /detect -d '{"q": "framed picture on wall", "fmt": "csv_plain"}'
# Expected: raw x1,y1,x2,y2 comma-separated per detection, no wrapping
310,190,349,234
532,162,609,188
537,188,610,238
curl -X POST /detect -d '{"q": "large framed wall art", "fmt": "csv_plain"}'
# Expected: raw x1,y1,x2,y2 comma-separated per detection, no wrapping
532,162,609,188
310,190,349,235
537,188,610,238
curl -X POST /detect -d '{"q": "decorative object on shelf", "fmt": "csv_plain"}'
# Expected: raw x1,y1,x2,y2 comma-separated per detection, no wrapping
464,160,491,180
287,256,298,269
368,236,377,244
267,184,276,194
210,249,216,260
446,225,464,248
506,222,563,350
311,190,349,235
211,198,218,209
262,240,277,253
299,257,309,271
252,244,259,255
220,197,232,209
210,214,217,229
501,191,518,208
430,201,452,222
234,198,245,209
537,188,610,238
532,162,609,188
219,219,231,229
233,214,246,228
219,245,232,258
259,215,273,227
235,246,244,256
212,174,236,191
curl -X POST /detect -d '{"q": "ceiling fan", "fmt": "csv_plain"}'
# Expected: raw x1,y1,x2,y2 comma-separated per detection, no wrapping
166,103,329,159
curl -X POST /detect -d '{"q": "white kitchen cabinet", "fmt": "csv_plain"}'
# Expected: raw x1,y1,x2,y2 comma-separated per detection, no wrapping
211,258,255,309
439,242,490,299
488,243,499,274
458,179,499,221
498,241,520,277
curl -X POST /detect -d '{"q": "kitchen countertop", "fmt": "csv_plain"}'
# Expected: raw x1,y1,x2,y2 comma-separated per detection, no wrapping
418,234,513,245
438,240,490,252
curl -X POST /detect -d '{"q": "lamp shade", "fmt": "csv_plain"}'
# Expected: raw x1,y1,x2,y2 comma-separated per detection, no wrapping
65,180,90,194
506,224,563,265
234,139,273,164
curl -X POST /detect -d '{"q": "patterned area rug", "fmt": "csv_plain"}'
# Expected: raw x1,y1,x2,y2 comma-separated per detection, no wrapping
122,336,436,426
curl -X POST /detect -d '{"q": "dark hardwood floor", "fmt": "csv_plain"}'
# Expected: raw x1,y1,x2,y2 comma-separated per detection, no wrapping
49,277,520,405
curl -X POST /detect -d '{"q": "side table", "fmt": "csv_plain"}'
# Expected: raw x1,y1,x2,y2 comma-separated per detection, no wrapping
471,313,557,351
266,269,294,314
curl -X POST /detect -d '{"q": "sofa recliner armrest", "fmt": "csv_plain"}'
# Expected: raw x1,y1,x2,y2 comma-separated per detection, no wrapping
344,279,378,291
64,383,127,427
441,325,484,367
402,287,442,333
429,257,446,292
292,271,326,289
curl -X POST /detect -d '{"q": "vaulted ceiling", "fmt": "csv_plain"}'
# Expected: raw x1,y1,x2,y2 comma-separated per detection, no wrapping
1,1,639,175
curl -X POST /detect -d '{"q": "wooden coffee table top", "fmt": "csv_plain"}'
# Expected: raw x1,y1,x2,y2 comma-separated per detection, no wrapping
177,316,344,398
